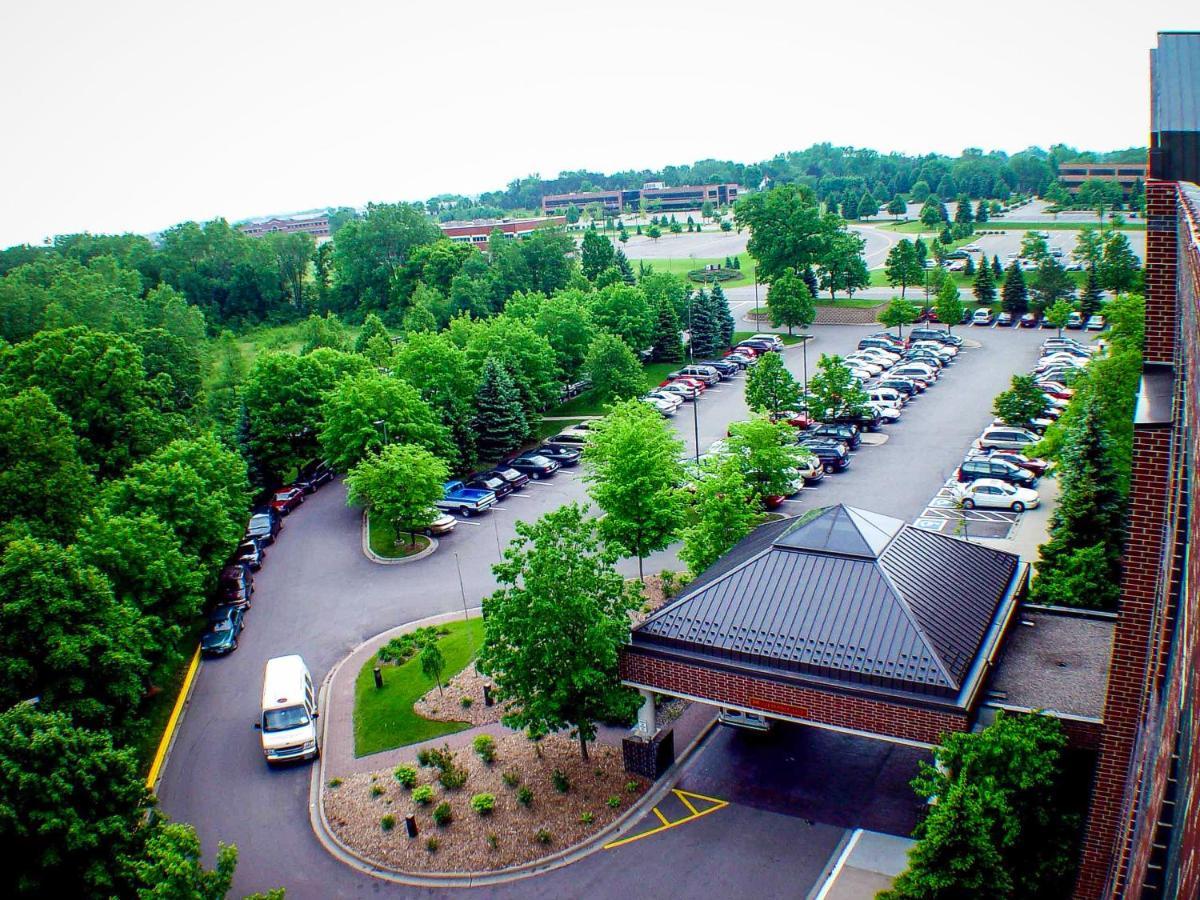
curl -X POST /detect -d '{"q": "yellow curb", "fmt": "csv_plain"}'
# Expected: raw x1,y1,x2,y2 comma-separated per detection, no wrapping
145,645,201,791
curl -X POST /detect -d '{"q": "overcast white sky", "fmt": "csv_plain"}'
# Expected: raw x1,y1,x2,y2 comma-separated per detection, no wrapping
1,1,1195,248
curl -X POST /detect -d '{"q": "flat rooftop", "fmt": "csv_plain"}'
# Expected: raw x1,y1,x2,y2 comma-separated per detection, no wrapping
986,607,1114,720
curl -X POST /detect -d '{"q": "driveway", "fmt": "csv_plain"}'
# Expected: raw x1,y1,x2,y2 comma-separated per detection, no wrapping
158,319,1055,896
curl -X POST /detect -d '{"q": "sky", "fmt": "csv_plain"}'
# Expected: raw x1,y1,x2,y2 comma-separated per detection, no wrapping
1,1,1196,248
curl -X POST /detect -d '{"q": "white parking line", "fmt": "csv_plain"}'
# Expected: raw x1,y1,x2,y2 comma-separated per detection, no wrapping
505,493,532,499
455,518,485,526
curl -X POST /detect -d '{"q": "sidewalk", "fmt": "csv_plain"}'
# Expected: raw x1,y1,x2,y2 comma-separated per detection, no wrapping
813,830,914,900
972,472,1060,563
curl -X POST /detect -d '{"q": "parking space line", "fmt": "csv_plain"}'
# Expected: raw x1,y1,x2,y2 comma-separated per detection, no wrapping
652,806,671,826
454,518,485,526
602,789,729,850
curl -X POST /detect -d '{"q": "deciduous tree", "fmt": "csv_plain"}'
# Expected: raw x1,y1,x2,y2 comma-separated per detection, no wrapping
745,350,801,417
725,417,810,504
680,455,758,575
879,297,919,339
585,333,645,405
806,354,869,421
345,443,448,545
885,240,922,298
766,269,815,335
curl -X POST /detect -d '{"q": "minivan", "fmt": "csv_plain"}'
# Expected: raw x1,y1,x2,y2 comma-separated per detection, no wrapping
256,655,319,764
957,457,1038,487
978,426,1040,450
868,387,907,407
670,364,721,385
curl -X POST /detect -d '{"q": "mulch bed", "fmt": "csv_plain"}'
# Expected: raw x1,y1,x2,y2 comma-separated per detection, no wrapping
324,733,648,873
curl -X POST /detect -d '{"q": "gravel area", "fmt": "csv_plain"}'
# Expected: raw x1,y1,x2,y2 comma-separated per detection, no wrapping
414,662,507,727
323,733,648,872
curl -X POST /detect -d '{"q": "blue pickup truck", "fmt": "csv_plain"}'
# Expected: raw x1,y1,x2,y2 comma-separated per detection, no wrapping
435,480,497,517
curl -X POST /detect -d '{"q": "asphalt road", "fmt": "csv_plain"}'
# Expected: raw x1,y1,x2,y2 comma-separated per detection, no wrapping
158,319,1054,897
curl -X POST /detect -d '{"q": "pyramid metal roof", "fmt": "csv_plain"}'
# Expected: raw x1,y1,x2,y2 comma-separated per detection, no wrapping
633,505,1022,702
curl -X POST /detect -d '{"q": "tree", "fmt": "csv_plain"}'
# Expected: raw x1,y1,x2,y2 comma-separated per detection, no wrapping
588,283,654,351
973,255,997,303
584,400,685,580
857,192,879,219
1100,231,1140,293
0,705,149,897
320,371,451,472
975,199,990,223
680,455,758,575
478,503,642,759
531,292,596,379
585,333,645,405
887,195,907,218
911,180,932,203
766,269,815,335
565,204,581,225
1001,262,1029,315
580,230,616,281
1079,266,1104,319
954,194,974,224
1072,226,1105,270
919,203,943,232
734,184,837,283
885,240,922,298
700,199,715,220
462,315,560,420
725,417,810,503
992,254,1004,278
993,374,1049,429
879,297,919,339
331,202,441,311
420,641,446,695
472,358,528,461
1031,257,1075,309
131,821,238,900
650,298,684,362
820,229,869,299
262,230,315,309
354,313,390,355
745,350,801,417
1043,298,1074,337
711,282,735,349
806,354,869,421
645,224,662,242
345,443,448,546
1019,232,1050,263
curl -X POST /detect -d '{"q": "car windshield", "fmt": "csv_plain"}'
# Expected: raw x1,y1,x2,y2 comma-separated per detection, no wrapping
274,491,292,501
263,705,310,732
209,619,234,633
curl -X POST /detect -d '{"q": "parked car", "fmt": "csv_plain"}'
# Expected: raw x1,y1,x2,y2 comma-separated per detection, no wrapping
868,387,908,407
829,407,884,433
960,308,974,325
656,381,699,401
868,401,902,423
506,452,561,479
1019,313,1040,328
879,376,923,396
669,365,721,385
750,334,785,351
423,512,457,536
270,487,305,516
905,349,946,368
1086,314,1107,331
667,375,709,394
957,456,1038,488
912,339,957,358
892,362,939,382
295,460,334,493
645,390,684,411
465,472,515,499
978,425,1040,450
955,478,1040,512
794,453,825,485
698,359,740,378
843,355,884,376
487,467,530,491
544,431,589,448
809,422,861,450
797,438,851,473
970,449,1051,477
972,307,995,326
537,444,582,467
770,409,815,429
1042,337,1093,354
219,565,253,608
436,480,498,516
1066,311,1085,329
722,351,757,369
909,327,959,346
642,395,678,416
234,540,264,571
200,604,246,656
736,339,777,354
996,311,1015,327
245,512,280,546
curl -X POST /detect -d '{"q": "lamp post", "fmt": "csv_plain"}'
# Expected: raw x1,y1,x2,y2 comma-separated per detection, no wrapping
687,289,700,463
373,418,389,445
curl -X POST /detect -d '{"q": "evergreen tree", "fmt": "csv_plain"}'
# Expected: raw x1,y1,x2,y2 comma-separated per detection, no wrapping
1001,262,1028,314
857,192,879,219
687,290,718,358
651,299,684,362
975,199,990,222
614,249,636,285
992,254,1004,278
973,257,997,303
964,255,976,276
954,194,974,224
472,357,527,460
711,282,735,348
935,175,956,198
1080,266,1104,319
913,238,928,268
800,266,819,298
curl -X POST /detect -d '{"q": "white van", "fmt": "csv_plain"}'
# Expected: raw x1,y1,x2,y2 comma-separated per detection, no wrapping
718,708,772,732
868,387,907,407
256,655,319,764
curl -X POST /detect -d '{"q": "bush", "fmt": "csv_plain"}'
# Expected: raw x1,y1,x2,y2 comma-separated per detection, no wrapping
471,793,496,815
381,815,396,831
487,832,499,849
432,802,453,827
460,696,473,708
473,734,496,764
502,771,520,788
593,767,604,778
416,749,433,767
625,780,639,793
607,796,621,808
328,778,343,788
425,837,439,853
439,764,468,790
535,828,552,845
579,811,595,824
517,786,534,807
552,769,570,793
421,745,454,770
377,626,441,664
412,785,434,805
393,765,418,788
370,784,385,797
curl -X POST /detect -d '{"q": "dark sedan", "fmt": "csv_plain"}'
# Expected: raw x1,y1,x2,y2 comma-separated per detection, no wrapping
219,565,253,608
245,511,280,546
200,604,245,656
466,472,514,499
234,540,264,571
488,466,530,491
1019,313,1040,328
878,377,921,397
697,359,740,378
537,444,582,467
977,449,1052,477
296,460,334,493
505,452,560,479
808,422,861,450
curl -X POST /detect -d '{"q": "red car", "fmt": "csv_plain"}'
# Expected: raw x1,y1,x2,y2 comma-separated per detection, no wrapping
270,487,305,516
1038,383,1075,400
665,376,708,394
771,410,814,429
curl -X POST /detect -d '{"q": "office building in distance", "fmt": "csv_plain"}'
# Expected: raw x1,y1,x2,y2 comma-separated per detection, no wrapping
1058,161,1148,195
541,183,740,216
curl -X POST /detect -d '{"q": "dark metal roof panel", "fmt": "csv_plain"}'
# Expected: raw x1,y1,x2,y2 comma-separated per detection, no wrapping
1152,33,1200,135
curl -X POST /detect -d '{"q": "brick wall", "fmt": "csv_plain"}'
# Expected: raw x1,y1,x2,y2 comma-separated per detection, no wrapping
1144,180,1179,363
621,650,968,746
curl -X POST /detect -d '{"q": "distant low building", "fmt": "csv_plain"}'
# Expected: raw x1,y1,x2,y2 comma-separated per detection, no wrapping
438,215,566,249
1057,161,1147,195
541,183,740,215
239,214,331,238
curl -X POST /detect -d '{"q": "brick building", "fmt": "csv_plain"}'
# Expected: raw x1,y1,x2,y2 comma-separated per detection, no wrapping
1058,162,1148,196
1072,31,1200,900
541,183,739,216
437,215,565,249
238,213,331,238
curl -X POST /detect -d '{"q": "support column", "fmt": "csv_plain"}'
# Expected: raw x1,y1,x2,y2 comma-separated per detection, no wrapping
623,690,675,780
635,688,657,738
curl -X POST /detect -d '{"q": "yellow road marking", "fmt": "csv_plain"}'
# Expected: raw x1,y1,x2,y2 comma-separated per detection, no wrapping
604,788,729,850
145,645,201,791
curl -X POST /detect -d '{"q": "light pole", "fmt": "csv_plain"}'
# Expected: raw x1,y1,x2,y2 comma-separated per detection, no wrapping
687,288,700,464
373,418,389,446
754,276,760,322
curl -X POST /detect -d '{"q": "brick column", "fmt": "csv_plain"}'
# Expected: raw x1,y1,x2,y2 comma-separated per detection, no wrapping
1143,180,1178,364
1074,425,1174,898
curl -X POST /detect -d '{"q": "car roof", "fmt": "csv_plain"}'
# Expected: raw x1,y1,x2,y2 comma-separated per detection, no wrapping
970,478,1015,490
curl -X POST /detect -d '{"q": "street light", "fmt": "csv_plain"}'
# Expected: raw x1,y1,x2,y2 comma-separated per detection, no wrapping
687,288,700,464
373,418,389,445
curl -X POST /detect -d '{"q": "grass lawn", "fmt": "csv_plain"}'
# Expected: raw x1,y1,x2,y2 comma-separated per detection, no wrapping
367,516,431,559
536,416,588,438
639,251,757,286
732,330,806,346
980,220,1145,231
353,617,485,756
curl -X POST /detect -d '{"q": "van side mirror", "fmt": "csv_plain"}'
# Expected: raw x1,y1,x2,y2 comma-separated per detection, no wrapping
253,722,261,730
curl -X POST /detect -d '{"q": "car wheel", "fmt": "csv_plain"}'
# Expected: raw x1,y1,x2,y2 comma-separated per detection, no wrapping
461,507,473,518
530,472,541,480
823,463,835,474
962,498,975,509
231,639,238,651
1011,502,1025,513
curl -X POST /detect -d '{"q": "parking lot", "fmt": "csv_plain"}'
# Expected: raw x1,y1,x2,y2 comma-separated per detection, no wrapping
158,319,1058,897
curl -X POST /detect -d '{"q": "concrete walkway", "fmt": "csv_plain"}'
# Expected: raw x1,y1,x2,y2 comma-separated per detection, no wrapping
813,830,915,899
973,472,1061,563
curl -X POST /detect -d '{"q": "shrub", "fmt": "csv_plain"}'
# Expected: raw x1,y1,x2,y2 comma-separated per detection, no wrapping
625,780,639,793
517,786,534,807
460,696,473,708
579,811,595,824
393,765,418,788
412,785,434,805
607,796,621,808
473,734,496,764
593,767,604,779
425,837,439,853
486,832,499,849
432,802,453,827
376,626,441,664
416,749,433,767
370,784,385,797
380,815,396,831
502,771,520,788
471,793,496,815
328,778,343,788
552,770,570,793
439,764,468,790
422,745,455,771
535,829,552,845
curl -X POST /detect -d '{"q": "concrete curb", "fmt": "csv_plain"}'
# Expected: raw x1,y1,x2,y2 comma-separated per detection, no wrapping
308,615,719,888
146,645,202,792
361,512,439,565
